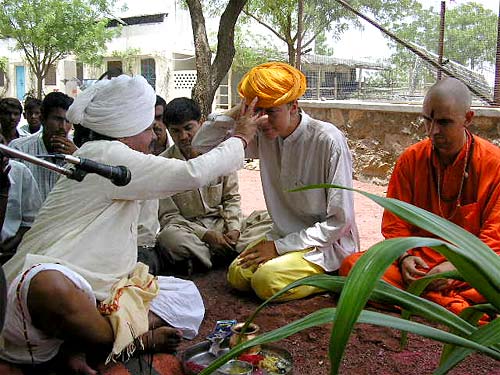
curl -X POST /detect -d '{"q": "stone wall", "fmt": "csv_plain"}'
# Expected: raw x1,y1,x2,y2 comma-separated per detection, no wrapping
299,100,500,184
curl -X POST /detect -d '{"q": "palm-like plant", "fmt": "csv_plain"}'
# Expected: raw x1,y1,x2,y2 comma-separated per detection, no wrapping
200,185,500,375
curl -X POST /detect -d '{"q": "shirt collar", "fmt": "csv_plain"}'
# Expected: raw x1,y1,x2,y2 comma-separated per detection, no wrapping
283,111,308,144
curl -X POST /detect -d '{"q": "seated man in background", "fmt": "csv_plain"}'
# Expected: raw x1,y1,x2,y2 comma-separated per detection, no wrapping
340,78,500,317
0,98,22,144
151,95,172,155
194,62,359,301
9,92,77,201
0,134,42,264
18,97,42,137
156,97,267,275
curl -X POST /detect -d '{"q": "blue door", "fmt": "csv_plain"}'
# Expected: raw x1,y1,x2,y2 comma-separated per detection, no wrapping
15,66,25,100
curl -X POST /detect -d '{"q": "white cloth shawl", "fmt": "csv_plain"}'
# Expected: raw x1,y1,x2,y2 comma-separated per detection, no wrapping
67,75,155,138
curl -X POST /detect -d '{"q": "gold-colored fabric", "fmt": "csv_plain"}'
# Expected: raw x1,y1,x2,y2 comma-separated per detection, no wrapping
227,244,324,302
98,263,159,363
237,62,307,108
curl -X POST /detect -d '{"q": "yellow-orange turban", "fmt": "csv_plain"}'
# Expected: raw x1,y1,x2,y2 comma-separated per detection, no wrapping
237,62,307,108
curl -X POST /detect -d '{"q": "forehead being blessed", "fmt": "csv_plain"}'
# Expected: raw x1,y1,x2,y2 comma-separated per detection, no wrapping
238,62,307,109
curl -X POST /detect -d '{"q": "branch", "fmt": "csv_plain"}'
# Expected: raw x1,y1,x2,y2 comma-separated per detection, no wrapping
242,9,287,43
302,29,324,50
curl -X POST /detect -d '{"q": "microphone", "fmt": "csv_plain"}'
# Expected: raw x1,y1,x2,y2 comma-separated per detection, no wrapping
62,154,131,186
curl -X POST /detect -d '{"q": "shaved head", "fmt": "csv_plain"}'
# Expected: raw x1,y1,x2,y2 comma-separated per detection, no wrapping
425,78,471,113
422,78,474,164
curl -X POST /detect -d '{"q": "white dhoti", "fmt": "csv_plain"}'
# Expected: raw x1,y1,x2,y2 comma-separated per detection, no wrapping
0,263,204,364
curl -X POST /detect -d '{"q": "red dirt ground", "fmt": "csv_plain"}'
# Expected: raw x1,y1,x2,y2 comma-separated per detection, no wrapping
179,169,500,375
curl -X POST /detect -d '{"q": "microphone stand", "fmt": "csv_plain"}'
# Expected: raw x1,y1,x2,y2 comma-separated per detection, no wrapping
0,144,88,182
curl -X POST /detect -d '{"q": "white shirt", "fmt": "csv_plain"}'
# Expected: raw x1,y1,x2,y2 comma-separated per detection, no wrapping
194,112,360,271
8,131,64,201
3,137,244,300
1,160,42,241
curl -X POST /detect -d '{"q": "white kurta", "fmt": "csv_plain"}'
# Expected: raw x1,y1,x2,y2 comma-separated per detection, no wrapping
3,137,244,300
194,112,359,271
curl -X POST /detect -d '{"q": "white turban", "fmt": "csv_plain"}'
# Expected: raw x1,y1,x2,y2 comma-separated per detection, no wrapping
67,75,156,138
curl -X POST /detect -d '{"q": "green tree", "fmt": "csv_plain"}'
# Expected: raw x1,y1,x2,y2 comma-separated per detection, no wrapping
0,0,116,98
314,32,334,56
241,0,419,68
111,48,141,75
388,2,497,87
232,28,282,75
444,2,496,71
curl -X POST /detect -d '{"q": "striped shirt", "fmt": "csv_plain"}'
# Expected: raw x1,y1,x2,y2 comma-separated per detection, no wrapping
8,132,65,201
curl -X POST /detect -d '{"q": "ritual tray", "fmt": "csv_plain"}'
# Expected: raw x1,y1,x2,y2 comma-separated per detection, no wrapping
182,340,293,375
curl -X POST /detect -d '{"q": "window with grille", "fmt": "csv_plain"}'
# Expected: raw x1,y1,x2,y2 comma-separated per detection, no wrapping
141,58,156,89
45,65,56,85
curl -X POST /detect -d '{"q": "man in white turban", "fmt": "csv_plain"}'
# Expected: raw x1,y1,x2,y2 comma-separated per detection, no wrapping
0,75,258,374
194,62,360,302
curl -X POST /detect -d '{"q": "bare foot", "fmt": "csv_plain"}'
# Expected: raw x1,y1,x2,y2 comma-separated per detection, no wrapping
140,326,182,354
65,352,97,375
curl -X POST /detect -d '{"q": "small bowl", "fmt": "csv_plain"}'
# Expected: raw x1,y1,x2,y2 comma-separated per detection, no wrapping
217,359,253,375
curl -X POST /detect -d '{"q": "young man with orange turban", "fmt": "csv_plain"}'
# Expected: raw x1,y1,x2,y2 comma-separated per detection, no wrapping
194,62,359,301
340,78,500,317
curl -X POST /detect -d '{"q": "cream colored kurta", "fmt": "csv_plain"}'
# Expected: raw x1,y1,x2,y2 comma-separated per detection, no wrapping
194,112,359,272
158,144,241,239
3,137,244,300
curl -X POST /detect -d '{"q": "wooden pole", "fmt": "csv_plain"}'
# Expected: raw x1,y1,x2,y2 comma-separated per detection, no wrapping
437,1,446,80
493,0,500,105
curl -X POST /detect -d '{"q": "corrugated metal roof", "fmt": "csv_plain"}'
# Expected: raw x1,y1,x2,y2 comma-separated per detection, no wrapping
301,53,389,70
107,13,167,27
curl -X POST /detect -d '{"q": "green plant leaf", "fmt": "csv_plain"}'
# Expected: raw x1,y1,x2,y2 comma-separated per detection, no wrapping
328,237,448,374
291,184,500,308
249,274,477,336
435,318,500,374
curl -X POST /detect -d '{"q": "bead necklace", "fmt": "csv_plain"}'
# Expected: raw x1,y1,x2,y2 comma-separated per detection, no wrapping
435,132,470,220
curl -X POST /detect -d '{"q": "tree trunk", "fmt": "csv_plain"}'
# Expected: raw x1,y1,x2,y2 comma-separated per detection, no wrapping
187,0,247,118
287,44,296,66
36,73,43,99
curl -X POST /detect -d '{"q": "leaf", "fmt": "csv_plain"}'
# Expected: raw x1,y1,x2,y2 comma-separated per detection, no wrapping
435,318,500,374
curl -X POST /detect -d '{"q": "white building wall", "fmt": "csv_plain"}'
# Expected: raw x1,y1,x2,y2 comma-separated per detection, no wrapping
0,0,198,103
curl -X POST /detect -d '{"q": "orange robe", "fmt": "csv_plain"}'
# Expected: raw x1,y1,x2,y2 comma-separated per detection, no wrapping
341,134,500,317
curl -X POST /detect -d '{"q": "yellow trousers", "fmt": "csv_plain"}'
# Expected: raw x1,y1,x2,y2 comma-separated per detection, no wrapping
227,248,325,302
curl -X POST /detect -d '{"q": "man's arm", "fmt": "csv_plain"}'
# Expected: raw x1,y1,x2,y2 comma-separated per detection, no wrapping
192,105,259,159
221,172,241,233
